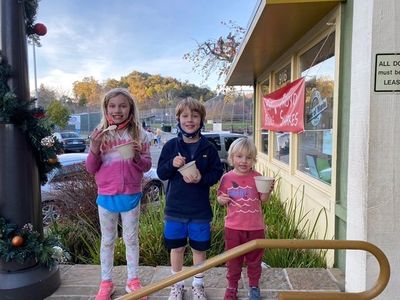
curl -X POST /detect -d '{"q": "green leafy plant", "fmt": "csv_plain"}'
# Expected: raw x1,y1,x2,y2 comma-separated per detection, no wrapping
263,178,328,267
139,201,169,266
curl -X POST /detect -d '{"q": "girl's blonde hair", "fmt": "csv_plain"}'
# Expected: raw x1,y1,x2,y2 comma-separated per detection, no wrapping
175,97,206,122
98,88,141,143
227,137,257,166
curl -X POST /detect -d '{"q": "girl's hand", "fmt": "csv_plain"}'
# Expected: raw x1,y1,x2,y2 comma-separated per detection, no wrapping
182,168,201,184
173,153,186,168
131,141,142,162
89,128,104,155
217,192,231,206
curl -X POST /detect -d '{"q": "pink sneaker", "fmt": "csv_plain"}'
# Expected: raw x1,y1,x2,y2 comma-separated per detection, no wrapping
95,280,115,300
125,278,148,300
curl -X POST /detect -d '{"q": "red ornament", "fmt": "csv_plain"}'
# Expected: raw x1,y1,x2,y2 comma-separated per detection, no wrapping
34,23,47,36
33,111,46,119
48,157,58,165
11,235,24,247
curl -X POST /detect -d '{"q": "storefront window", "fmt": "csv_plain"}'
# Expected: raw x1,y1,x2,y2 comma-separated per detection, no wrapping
297,33,335,184
260,80,270,154
273,64,291,164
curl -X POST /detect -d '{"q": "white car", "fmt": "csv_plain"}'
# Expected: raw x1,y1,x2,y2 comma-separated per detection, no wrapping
201,131,246,171
41,153,166,225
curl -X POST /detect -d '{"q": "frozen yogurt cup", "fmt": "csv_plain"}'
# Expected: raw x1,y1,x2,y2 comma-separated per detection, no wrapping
114,141,135,159
254,176,274,193
178,161,198,177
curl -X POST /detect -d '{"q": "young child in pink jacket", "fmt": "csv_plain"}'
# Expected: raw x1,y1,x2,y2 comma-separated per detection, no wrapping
86,88,151,300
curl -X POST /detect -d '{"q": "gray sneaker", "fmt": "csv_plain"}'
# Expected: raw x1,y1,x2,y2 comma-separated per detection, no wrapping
248,286,261,300
168,284,184,300
192,284,207,300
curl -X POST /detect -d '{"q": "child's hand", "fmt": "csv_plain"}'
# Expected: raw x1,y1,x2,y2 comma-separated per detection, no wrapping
182,168,201,184
89,128,104,155
139,141,150,154
260,179,275,202
217,192,231,206
131,141,142,162
173,153,186,168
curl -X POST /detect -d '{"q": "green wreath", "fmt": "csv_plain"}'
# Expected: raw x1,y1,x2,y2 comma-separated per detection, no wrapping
0,217,67,268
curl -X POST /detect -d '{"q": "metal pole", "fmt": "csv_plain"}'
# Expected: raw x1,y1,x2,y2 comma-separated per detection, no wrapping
33,42,39,108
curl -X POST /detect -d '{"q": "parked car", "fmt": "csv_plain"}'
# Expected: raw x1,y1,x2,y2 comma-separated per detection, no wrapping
53,131,87,153
41,153,166,225
201,131,246,171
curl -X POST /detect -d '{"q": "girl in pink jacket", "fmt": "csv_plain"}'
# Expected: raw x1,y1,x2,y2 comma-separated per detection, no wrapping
86,88,151,300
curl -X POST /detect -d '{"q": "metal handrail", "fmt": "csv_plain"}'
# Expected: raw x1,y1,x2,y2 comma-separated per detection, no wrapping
116,239,390,300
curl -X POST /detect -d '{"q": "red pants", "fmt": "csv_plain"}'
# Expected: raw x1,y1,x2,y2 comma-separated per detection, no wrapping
224,227,265,288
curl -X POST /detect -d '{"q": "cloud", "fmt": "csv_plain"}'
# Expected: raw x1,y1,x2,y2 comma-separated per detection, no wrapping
28,0,255,96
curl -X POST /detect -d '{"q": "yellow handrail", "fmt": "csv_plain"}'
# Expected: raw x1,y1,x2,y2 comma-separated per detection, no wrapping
116,239,390,300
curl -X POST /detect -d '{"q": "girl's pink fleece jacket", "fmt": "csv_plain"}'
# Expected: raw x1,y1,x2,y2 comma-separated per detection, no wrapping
86,132,152,195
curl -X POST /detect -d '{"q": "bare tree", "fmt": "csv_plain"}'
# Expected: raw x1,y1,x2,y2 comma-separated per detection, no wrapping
183,21,245,85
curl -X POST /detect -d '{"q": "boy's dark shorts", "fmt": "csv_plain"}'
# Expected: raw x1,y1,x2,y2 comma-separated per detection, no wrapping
163,218,211,251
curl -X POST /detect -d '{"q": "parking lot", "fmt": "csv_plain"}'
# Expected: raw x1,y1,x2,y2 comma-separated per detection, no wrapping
149,132,175,167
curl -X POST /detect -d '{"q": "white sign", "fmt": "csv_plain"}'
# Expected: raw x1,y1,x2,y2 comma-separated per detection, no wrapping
68,115,81,130
213,123,222,131
374,53,400,92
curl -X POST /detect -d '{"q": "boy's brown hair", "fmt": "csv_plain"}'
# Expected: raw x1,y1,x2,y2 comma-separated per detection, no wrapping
175,98,206,122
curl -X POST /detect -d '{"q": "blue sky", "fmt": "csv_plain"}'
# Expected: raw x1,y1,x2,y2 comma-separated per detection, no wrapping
28,0,257,96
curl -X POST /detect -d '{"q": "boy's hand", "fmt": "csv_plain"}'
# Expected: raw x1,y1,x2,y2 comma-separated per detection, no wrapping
173,153,186,168
182,168,201,184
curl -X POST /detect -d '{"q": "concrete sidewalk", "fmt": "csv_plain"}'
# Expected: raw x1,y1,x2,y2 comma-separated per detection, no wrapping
46,264,345,300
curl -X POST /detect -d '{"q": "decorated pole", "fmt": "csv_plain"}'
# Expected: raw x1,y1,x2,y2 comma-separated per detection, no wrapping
0,0,40,234
0,0,60,298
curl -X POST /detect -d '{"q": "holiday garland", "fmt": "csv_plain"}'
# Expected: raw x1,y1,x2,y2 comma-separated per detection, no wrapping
0,0,63,184
0,217,68,268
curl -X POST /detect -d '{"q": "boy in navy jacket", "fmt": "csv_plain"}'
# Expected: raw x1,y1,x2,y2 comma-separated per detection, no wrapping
157,98,223,300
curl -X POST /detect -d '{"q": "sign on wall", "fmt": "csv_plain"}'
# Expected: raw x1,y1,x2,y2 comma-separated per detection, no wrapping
374,53,400,92
261,77,305,133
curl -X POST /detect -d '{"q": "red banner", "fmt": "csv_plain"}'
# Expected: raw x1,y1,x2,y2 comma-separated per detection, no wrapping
261,77,305,133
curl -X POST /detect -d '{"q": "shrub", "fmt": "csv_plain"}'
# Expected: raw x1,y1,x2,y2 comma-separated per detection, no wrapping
53,165,99,226
50,178,327,268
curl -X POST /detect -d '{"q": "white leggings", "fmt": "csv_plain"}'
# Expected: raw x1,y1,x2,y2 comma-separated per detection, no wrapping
98,205,140,281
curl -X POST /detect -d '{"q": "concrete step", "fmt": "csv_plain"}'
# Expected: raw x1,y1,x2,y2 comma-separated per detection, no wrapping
46,264,345,299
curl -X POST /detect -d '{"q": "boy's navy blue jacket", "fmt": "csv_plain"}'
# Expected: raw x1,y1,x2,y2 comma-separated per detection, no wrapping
157,133,223,221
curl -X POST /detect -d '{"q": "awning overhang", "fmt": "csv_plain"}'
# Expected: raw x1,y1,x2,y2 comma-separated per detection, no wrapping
226,0,344,86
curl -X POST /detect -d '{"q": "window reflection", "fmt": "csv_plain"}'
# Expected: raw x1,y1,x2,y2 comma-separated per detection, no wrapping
274,132,290,164
260,80,270,154
298,33,335,184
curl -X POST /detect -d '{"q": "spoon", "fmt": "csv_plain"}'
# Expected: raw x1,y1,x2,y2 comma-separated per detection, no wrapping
230,199,242,208
102,125,117,133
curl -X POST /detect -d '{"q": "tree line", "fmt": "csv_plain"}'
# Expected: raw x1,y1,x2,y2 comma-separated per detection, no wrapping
36,71,217,129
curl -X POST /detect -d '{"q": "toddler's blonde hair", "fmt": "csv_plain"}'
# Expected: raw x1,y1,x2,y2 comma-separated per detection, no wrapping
227,137,257,166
